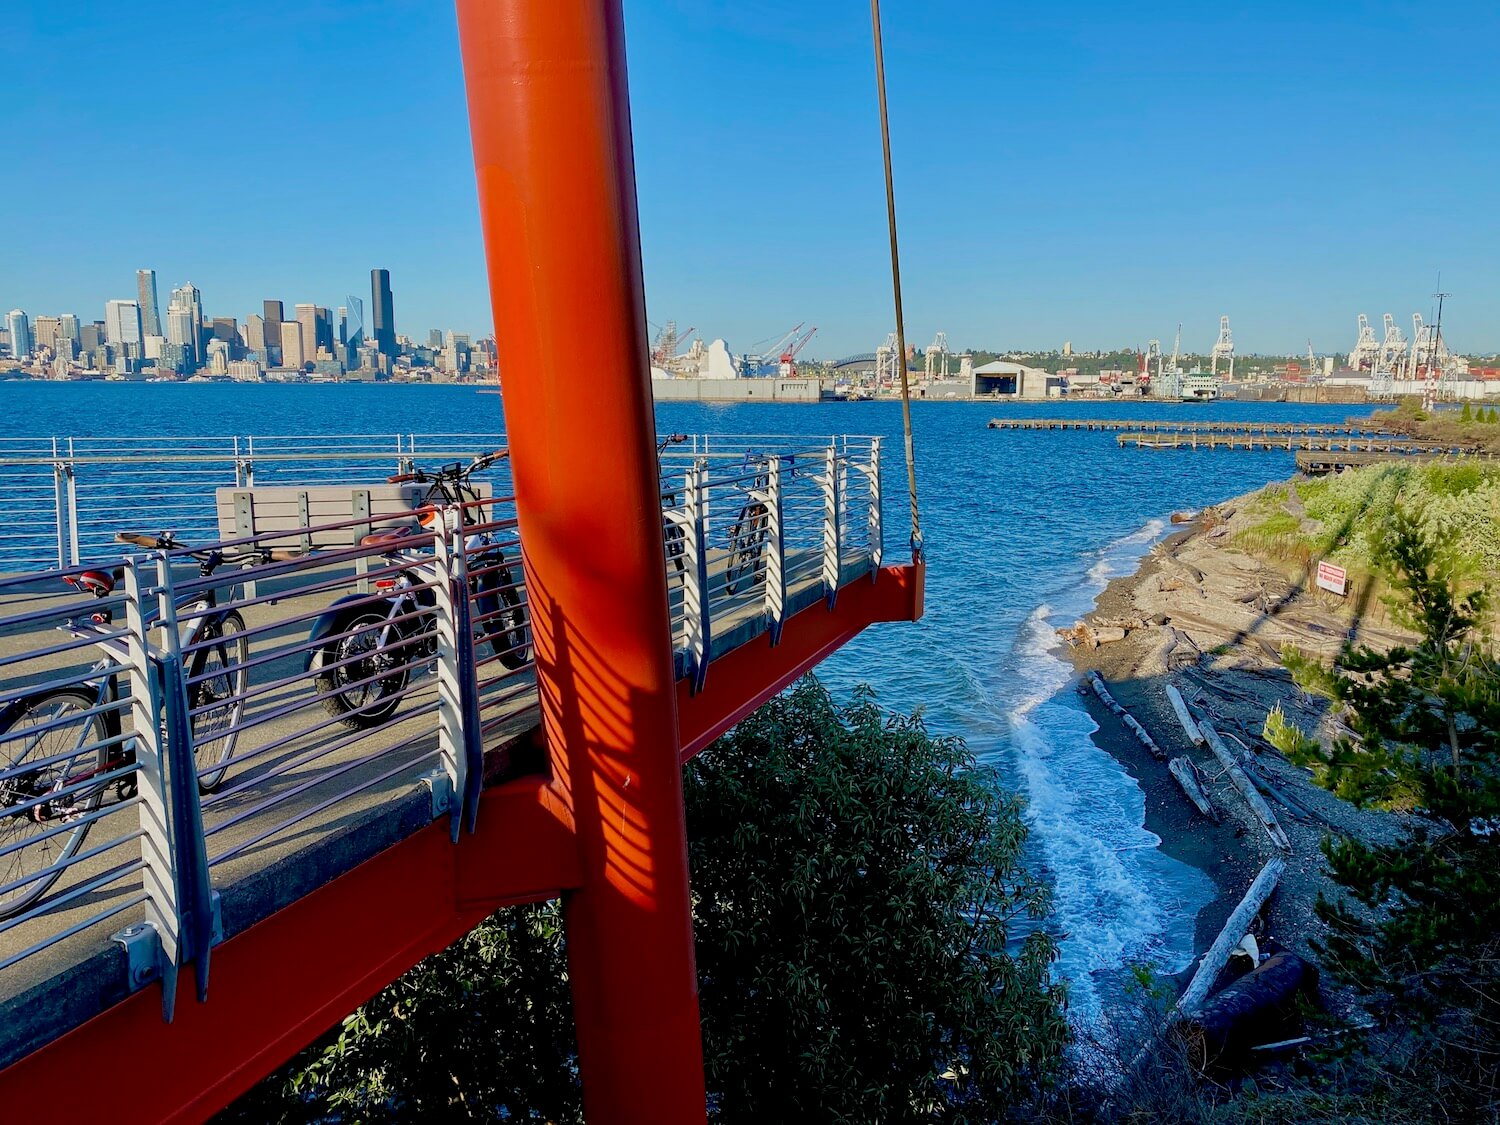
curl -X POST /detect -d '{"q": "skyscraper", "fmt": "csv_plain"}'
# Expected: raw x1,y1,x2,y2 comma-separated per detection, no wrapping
279,320,305,369
245,314,266,356
262,300,284,366
6,310,32,359
136,269,162,337
315,307,333,355
295,304,318,362
59,314,80,348
344,295,365,354
170,283,204,366
371,269,396,358
105,299,144,356
166,302,198,369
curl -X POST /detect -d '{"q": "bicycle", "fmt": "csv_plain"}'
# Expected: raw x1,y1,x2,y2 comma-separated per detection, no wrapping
307,449,530,729
0,532,286,920
723,452,782,596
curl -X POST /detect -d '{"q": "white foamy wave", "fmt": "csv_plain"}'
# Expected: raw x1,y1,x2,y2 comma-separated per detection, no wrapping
1003,514,1214,1021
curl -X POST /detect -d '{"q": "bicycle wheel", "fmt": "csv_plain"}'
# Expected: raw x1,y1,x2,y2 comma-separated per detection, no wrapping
188,611,248,793
0,690,110,920
662,492,686,574
314,609,413,730
494,583,532,671
723,504,769,595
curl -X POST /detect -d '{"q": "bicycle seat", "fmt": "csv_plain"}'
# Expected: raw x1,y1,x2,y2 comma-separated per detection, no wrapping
360,525,417,549
64,568,124,597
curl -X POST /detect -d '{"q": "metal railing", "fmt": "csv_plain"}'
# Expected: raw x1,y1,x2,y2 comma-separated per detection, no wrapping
0,434,882,1028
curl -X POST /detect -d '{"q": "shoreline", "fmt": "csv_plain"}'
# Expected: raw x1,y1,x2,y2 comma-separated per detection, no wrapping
1058,491,1411,1006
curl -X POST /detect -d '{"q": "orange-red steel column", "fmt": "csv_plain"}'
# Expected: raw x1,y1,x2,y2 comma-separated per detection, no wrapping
454,3,706,1123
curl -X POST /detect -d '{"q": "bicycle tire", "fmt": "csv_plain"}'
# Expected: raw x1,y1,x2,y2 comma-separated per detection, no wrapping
0,689,111,920
313,609,414,730
495,583,532,671
662,492,687,574
723,503,770,595
188,611,248,794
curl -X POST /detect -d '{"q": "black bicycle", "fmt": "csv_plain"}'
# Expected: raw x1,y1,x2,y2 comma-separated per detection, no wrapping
723,454,773,596
307,450,530,729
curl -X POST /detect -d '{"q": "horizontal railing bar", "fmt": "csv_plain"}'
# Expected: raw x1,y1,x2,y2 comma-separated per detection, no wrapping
207,745,444,870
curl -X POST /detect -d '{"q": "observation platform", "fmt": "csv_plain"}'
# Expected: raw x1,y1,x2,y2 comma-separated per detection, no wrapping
0,433,922,1120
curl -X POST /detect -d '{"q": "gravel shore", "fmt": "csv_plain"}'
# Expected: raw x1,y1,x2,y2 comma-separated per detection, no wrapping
1062,491,1412,1009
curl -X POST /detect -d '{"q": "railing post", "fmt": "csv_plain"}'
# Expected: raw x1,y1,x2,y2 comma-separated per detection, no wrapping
683,459,713,693
821,443,842,608
118,556,181,1019
762,457,786,645
64,450,80,567
151,554,220,1003
51,451,67,570
866,437,884,573
431,516,480,839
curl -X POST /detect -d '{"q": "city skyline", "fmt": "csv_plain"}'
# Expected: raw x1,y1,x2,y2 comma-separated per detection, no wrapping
2,1,1498,357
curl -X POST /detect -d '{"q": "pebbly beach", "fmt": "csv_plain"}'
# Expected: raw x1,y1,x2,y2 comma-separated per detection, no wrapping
1059,486,1414,1011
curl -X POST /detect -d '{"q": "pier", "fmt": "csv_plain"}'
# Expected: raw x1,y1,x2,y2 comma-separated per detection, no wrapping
987,418,1397,436
1113,432,1481,455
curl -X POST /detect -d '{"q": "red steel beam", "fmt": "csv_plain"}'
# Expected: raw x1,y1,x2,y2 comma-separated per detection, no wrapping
454,2,707,1122
677,564,925,761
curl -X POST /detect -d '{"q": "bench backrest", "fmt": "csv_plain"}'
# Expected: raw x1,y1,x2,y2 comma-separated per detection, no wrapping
214,483,493,549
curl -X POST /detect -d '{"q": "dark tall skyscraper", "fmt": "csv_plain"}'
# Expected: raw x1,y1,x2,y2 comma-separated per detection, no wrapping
315,307,334,355
371,269,396,358
262,300,284,365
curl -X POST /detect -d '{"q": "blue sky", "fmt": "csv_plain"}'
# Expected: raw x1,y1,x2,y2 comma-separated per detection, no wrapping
3,1,1497,358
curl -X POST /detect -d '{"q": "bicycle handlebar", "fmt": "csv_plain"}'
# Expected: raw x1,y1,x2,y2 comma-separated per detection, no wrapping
115,531,303,566
389,449,508,486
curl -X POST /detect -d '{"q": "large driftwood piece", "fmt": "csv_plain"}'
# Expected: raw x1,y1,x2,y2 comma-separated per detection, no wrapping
1086,672,1167,760
1200,720,1293,852
1177,855,1287,1017
1165,683,1206,746
1168,756,1219,821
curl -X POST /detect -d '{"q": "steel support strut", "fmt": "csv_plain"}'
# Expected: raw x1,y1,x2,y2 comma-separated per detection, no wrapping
454,4,707,1124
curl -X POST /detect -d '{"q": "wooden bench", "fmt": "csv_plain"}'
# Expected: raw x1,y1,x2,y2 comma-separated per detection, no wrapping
213,483,493,590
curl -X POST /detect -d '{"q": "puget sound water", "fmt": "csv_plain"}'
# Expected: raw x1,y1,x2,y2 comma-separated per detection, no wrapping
2,381,1372,1017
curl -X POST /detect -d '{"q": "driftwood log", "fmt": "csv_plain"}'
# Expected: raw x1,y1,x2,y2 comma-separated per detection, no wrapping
1177,855,1287,1018
1168,756,1219,821
1180,952,1318,1069
1086,672,1167,760
1165,683,1206,746
1200,721,1293,852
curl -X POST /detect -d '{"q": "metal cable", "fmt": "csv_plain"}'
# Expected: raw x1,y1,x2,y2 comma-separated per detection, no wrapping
870,0,923,563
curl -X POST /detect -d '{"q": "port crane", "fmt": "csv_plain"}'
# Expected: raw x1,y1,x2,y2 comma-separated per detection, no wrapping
739,323,805,378
922,331,951,381
650,321,695,369
778,325,818,377
1349,314,1379,371
1210,315,1235,380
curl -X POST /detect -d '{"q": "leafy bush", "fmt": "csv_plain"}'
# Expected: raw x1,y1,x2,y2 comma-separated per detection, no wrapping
687,679,1068,1123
